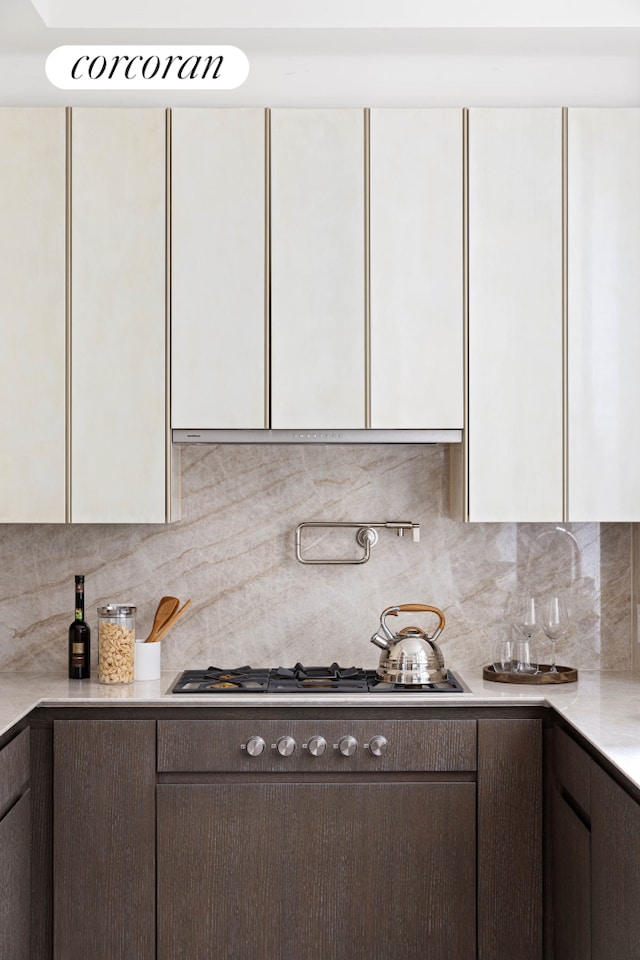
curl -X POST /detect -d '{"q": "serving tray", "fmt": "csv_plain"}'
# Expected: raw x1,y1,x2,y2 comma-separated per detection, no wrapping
483,664,578,684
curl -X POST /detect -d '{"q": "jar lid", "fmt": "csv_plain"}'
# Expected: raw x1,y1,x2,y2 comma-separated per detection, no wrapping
97,604,136,616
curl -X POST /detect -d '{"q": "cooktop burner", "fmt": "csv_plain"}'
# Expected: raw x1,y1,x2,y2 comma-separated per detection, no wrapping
172,662,465,694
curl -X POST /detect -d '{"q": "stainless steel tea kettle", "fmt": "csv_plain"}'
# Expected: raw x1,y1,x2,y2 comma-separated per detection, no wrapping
370,603,447,684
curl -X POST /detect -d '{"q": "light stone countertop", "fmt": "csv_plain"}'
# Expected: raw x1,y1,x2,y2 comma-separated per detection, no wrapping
1,668,640,791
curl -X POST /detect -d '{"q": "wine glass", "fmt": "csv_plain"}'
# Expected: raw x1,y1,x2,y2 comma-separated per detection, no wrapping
513,596,538,674
541,595,569,673
514,596,537,640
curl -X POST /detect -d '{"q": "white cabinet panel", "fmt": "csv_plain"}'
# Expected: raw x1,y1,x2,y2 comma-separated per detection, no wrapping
171,109,266,429
568,109,640,520
370,109,463,429
0,109,66,522
70,108,167,523
468,108,563,522
270,109,365,429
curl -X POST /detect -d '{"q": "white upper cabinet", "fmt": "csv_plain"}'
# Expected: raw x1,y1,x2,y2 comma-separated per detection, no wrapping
70,108,168,523
467,108,564,522
369,109,463,429
0,109,66,522
270,109,366,429
567,109,640,521
171,109,266,429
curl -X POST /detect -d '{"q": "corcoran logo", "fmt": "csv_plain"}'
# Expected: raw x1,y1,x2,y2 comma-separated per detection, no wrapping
46,45,249,90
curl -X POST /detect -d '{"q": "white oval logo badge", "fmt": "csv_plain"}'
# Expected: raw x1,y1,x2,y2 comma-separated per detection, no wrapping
46,45,249,90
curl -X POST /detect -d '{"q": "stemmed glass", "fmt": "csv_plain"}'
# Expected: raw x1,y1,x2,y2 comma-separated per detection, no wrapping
513,596,538,674
541,595,569,673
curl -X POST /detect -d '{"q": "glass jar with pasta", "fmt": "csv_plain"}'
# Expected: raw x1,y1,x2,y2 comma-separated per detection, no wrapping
97,604,136,684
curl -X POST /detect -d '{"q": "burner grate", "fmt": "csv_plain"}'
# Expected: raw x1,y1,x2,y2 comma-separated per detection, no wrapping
172,663,465,694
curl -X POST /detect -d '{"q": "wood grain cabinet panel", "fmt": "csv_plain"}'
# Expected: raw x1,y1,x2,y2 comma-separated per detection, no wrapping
550,786,591,960
157,781,476,960
591,762,640,960
0,727,30,817
171,108,266,429
70,108,167,522
0,108,66,522
0,728,31,960
157,717,477,772
0,790,31,960
53,720,156,960
477,718,543,960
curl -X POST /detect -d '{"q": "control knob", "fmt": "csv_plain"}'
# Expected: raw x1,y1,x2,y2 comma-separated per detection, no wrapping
367,735,388,757
275,735,296,757
306,735,327,757
336,735,358,757
244,736,266,757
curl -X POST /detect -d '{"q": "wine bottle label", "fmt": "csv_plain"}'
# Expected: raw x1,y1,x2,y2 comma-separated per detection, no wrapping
72,642,85,654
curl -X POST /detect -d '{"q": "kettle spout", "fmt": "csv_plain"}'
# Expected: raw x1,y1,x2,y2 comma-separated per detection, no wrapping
370,630,389,651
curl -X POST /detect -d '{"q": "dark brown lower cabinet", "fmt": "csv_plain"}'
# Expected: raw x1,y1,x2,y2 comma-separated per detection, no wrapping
549,724,640,960
42,710,548,960
0,789,31,960
477,719,543,960
0,727,31,960
549,787,591,960
53,720,156,960
157,781,476,960
591,762,640,960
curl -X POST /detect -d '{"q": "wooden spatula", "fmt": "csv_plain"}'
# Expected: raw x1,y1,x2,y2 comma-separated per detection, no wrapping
153,599,192,643
145,596,180,643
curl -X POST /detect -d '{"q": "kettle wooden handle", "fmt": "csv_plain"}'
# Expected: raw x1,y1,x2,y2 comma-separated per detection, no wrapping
386,603,446,631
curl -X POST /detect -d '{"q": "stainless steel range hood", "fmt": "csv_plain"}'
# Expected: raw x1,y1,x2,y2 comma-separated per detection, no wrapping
172,429,462,444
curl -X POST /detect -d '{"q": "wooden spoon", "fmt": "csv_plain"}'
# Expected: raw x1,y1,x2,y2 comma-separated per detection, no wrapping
153,599,192,643
145,596,180,643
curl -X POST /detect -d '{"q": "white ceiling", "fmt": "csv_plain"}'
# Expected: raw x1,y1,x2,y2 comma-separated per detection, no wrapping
25,0,640,30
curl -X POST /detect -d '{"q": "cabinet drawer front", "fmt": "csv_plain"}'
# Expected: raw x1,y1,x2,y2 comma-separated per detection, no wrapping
553,726,591,816
158,718,477,772
0,728,29,820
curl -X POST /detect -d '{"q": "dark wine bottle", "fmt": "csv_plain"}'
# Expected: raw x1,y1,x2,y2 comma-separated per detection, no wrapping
68,574,91,679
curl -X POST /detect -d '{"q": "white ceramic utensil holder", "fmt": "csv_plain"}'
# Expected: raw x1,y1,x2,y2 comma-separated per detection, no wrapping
135,639,162,681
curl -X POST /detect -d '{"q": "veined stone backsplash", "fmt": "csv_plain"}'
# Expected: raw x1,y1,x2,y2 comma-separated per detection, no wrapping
0,444,632,675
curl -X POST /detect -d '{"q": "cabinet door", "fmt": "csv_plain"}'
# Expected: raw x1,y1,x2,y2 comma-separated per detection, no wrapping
468,109,563,521
550,787,591,960
568,109,640,520
270,109,365,428
0,108,66,522
591,763,640,960
70,108,167,522
158,781,476,960
370,109,463,428
171,109,266,429
0,790,31,960
53,720,156,960
478,719,543,960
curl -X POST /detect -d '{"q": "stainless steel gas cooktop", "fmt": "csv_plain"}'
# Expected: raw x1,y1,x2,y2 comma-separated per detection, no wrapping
172,662,465,694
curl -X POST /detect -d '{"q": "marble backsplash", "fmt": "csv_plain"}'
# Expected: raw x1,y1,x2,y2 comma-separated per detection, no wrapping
0,443,632,675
